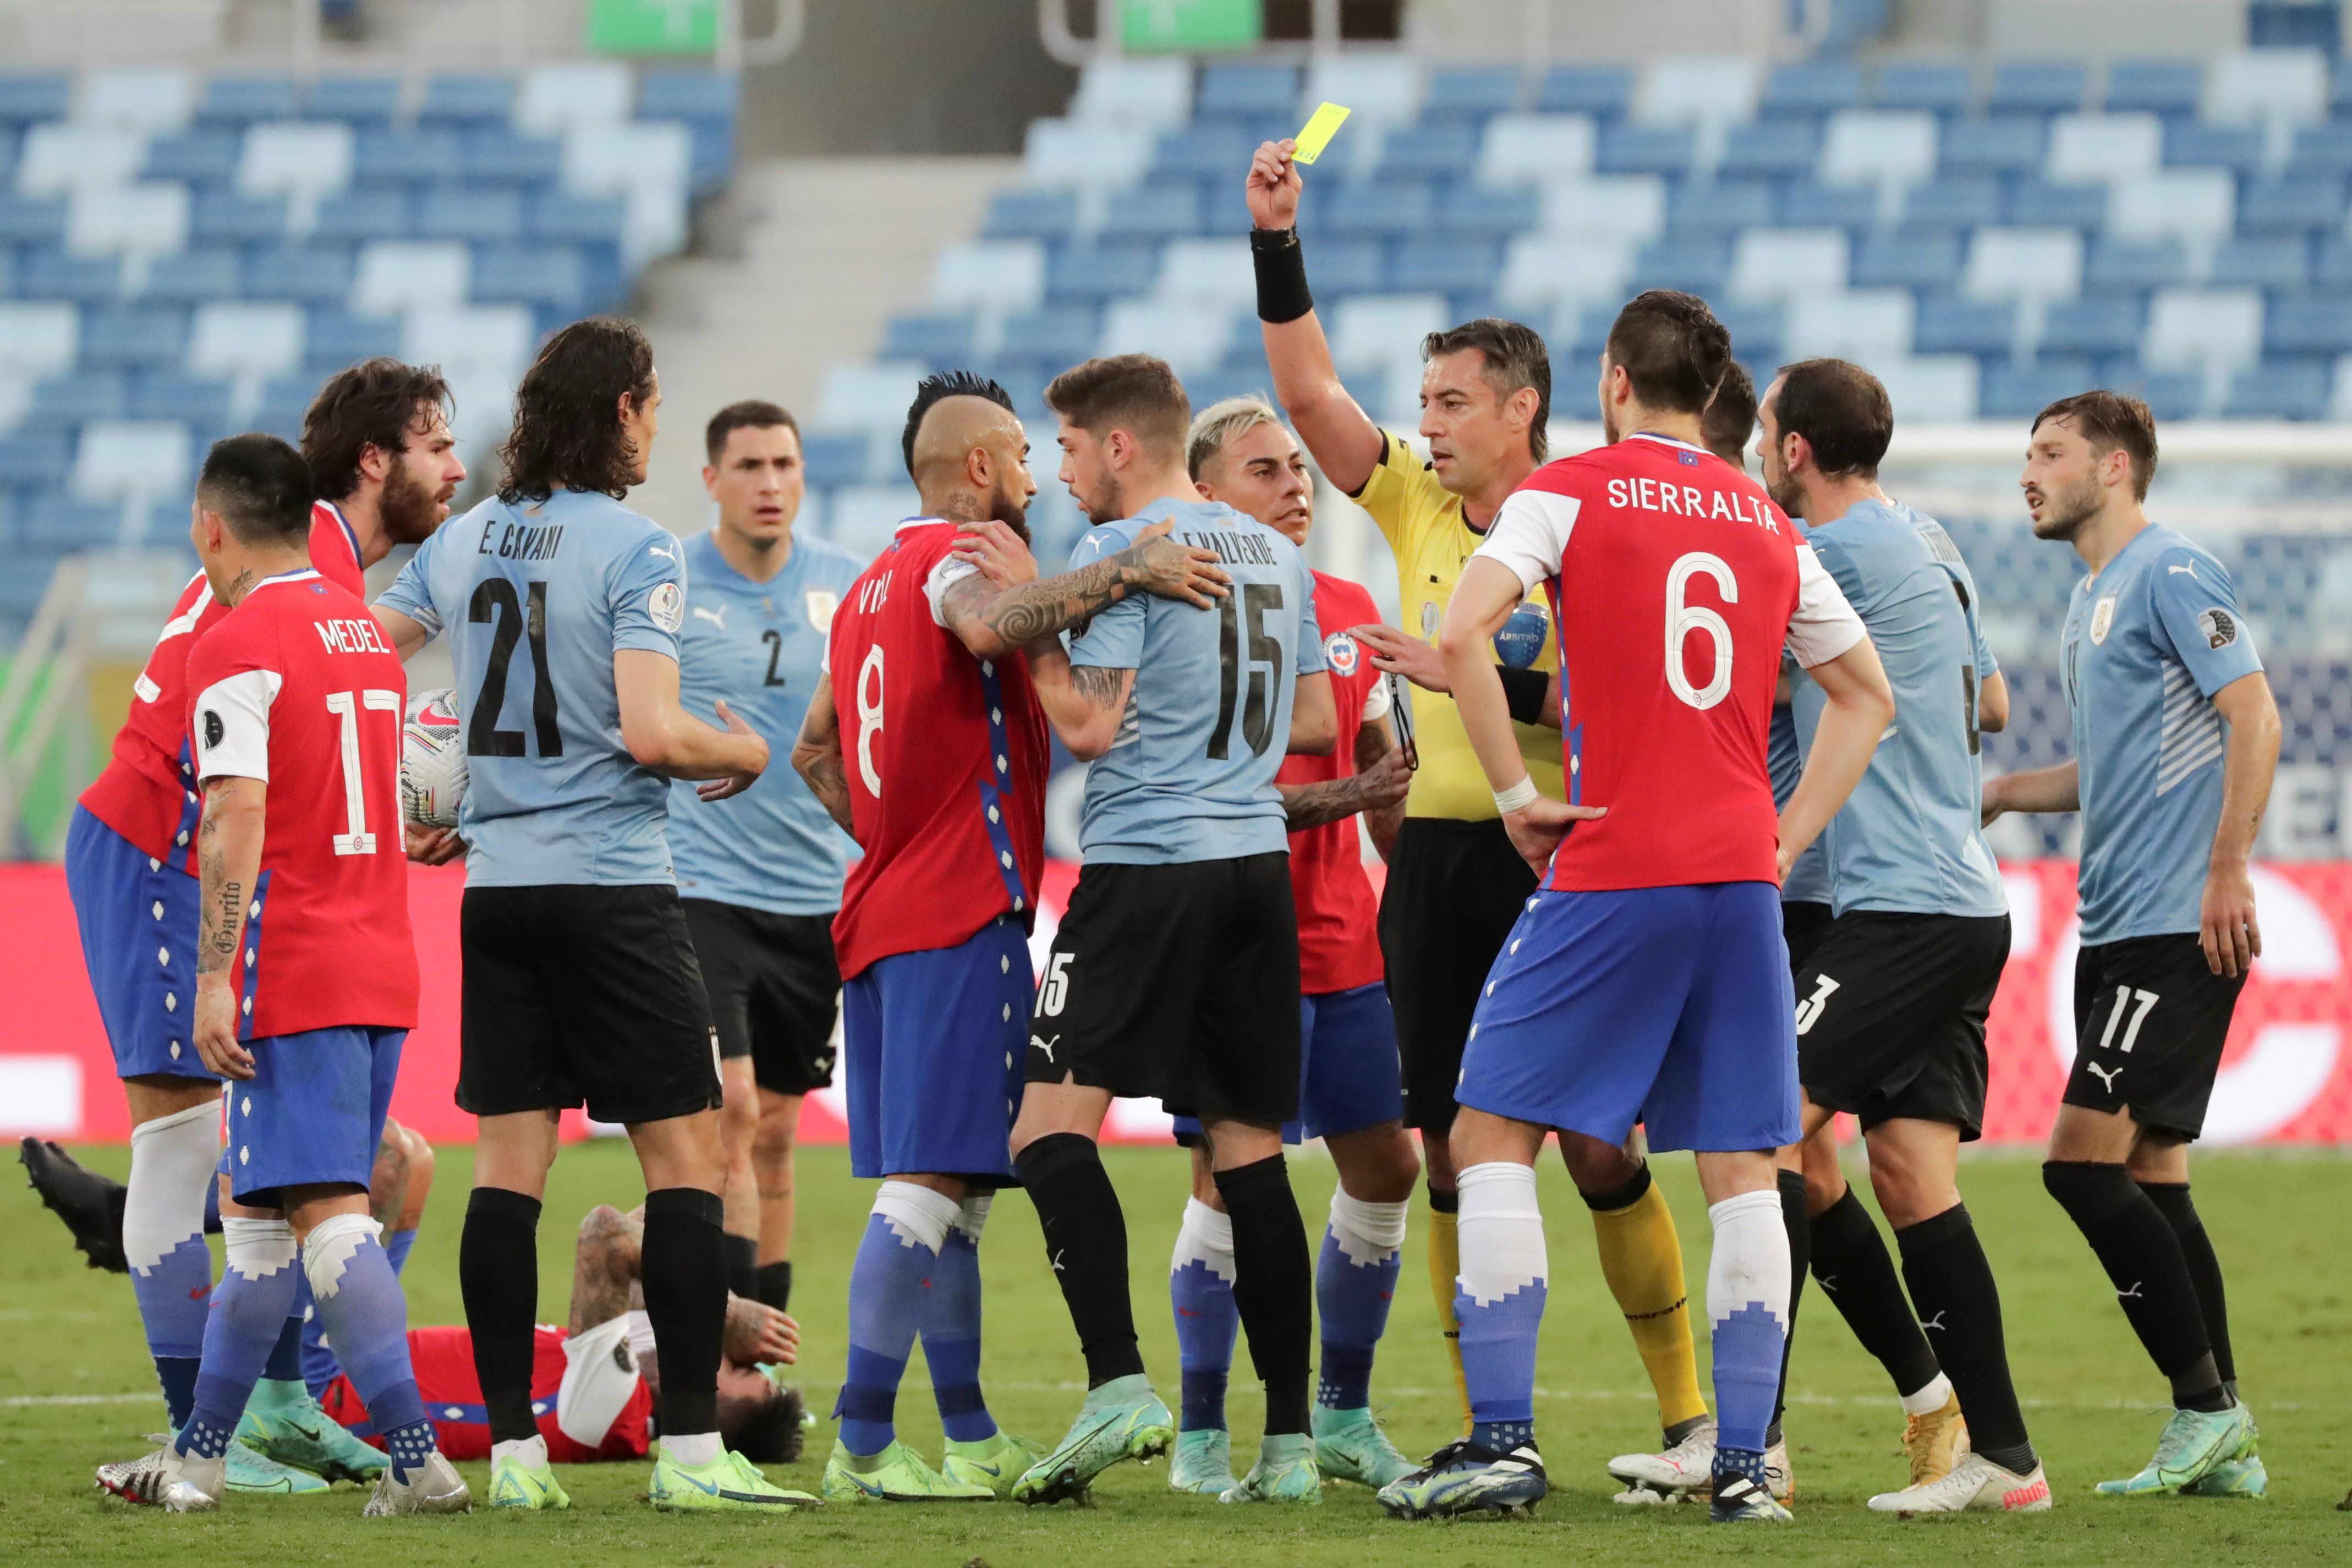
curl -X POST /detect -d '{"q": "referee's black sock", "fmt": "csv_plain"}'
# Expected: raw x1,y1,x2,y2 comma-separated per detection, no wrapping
1214,1153,1313,1438
1895,1203,2036,1473
2043,1161,2228,1410
723,1231,758,1303
1808,1187,1942,1399
641,1187,730,1438
1015,1133,1145,1388
460,1186,543,1445
755,1259,793,1315
2138,1182,2236,1396
1769,1168,1809,1446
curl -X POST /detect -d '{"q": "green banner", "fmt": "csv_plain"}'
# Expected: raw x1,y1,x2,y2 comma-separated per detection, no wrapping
1122,0,1262,52
588,0,717,55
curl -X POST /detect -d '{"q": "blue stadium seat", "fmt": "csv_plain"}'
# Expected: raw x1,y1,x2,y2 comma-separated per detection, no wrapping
354,130,463,187
0,432,73,487
2241,177,2344,234
801,432,876,489
1437,185,1539,238
881,314,975,364
2223,359,2331,419
1718,120,1822,178
197,76,300,127
993,305,1099,366
982,189,1077,241
1778,181,1878,229
1761,62,1862,117
1422,67,1522,122
0,245,17,297
2097,361,2202,421
18,249,121,301
418,74,516,128
1196,64,1297,121
305,76,403,125
1536,65,1634,119
2042,297,2145,355
80,306,187,369
1102,185,1201,240
472,244,586,313
2263,294,2352,354
1045,245,1158,305
639,70,737,124
127,374,232,429
301,310,401,371
1631,238,1730,296
2288,122,2352,177
0,75,72,127
528,191,627,246
251,375,317,439
1852,232,1963,290
18,494,120,547
1596,124,1696,175
313,190,414,242
143,249,242,302
145,131,240,185
2008,180,2106,226
1874,61,1975,114
1937,117,2044,176
1901,178,2001,229
460,129,564,186
2084,238,2185,291
1303,181,1433,239
2104,61,2203,117
2210,235,2309,290
1389,237,1500,294
1150,125,1254,182
1914,295,2015,354
1665,180,1774,240
416,188,524,243
1713,300,1784,362
2163,122,2264,175
1299,238,1384,295
1988,61,2087,116
0,195,66,246
244,245,355,304
190,193,288,245
1378,124,1480,178
2316,235,2352,289
19,372,124,428
1980,357,2095,418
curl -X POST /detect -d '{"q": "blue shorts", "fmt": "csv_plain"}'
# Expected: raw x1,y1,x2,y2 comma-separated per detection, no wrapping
843,915,1029,1183
64,804,213,1083
1174,981,1405,1145
1456,882,1800,1154
221,1026,404,1206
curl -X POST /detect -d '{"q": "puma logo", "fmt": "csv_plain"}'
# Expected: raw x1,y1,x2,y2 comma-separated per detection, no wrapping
692,603,727,631
1922,1311,1948,1331
2168,563,2200,580
1816,1273,1838,1294
2087,1062,2123,1092
649,541,679,562
1050,1249,1067,1273
1032,1034,1059,1063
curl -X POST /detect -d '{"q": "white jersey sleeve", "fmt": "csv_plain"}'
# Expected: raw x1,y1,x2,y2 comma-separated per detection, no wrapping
1471,489,1581,596
1359,668,1392,723
1784,543,1870,668
191,668,283,783
556,1312,646,1451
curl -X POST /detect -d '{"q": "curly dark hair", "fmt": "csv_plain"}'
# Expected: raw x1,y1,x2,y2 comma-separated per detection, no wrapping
302,357,452,502
498,316,655,505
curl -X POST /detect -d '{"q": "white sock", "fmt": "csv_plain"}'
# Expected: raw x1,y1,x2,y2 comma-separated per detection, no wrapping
221,1216,298,1281
124,1101,218,1274
1705,1189,1791,1329
1900,1370,1955,1418
873,1181,960,1253
1328,1188,1410,1265
491,1433,549,1470
955,1193,992,1243
664,1430,722,1467
1456,1161,1547,1306
1171,1196,1236,1280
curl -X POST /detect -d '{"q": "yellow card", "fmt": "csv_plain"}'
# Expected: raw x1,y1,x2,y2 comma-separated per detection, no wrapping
1292,101,1352,164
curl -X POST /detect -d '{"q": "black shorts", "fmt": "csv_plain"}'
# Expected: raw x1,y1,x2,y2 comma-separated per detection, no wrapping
681,898,841,1095
1028,853,1300,1127
1795,912,2011,1141
2065,933,2248,1141
1376,818,1537,1134
459,884,723,1127
1782,900,1835,972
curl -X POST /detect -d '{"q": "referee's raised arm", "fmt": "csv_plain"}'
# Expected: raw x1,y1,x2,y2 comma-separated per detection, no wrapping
1247,139,1384,496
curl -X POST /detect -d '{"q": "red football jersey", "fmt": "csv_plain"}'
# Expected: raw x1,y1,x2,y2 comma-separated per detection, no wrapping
81,503,366,870
1279,571,1386,994
185,566,416,1035
322,1324,652,1464
829,521,1050,980
1476,432,1865,893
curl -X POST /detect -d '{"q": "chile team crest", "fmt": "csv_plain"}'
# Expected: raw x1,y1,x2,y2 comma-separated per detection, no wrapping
1324,629,1361,677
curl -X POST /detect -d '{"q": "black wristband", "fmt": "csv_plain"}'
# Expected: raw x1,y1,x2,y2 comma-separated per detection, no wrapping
1251,226,1313,324
1498,665,1550,726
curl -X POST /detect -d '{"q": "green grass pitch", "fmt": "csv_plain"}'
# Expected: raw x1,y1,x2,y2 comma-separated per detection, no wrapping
4,1141,2348,1565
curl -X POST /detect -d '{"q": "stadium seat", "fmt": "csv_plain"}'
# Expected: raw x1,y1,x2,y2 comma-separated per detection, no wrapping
1900,177,2002,229
1980,357,2097,418
1632,237,1730,295
1713,299,1783,363
2224,357,2332,418
1438,185,1539,239
994,305,1100,369
880,313,975,365
0,431,73,487
1718,120,1821,179
1099,299,1232,374
238,122,354,229
1989,62,2087,117
127,373,232,430
2006,180,2106,227
305,76,403,125
2205,48,2328,153
198,76,299,128
558,120,690,265
354,129,463,188
1423,68,1522,123
2143,287,2265,405
66,184,189,267
1045,244,1159,304
471,245,588,315
1067,58,1192,131
17,123,148,194
1641,57,1762,130
1381,124,1482,179
1597,124,1697,176
1875,355,1982,420
80,305,187,369
982,189,1078,242
1936,116,2044,178
18,371,124,428
1536,65,1635,119
2106,170,2235,260
1329,293,1448,370
799,430,875,488
1914,295,2016,355
352,239,471,315
1852,232,1963,290
516,63,634,138
1778,180,1878,230
1819,109,1938,197
1389,235,1501,295
1303,182,1433,239
824,484,922,557
2045,113,2163,182
312,190,413,242
2263,294,2352,354
419,74,516,129
1306,57,1423,129
1150,125,1254,183
0,75,73,128
2042,296,2146,355
1196,65,1297,122
83,68,195,135
2164,122,2265,174
1964,228,2084,303
460,129,565,185
1536,176,1666,244
2208,234,2309,289
0,300,79,383
19,248,122,301
71,418,193,507
189,191,287,245
931,240,1045,315
1784,289,1914,360
1874,61,1975,114
1155,238,1254,310
301,309,401,371
142,249,242,302
1101,185,1200,240
1761,62,1863,117
2240,176,2343,233
2104,61,2203,117
1727,228,1846,300
187,299,304,390
1498,234,1635,312
1665,179,1773,239
527,190,628,246
144,131,240,185
244,245,356,303
2085,238,2188,292
1477,114,1596,186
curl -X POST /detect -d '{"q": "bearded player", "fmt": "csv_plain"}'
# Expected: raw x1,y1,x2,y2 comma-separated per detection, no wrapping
1378,291,1893,1525
791,370,1227,1502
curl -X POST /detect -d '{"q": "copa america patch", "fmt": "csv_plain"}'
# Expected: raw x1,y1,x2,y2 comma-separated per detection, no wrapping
1324,629,1361,677
648,581,684,633
202,710,224,749
2197,606,2238,650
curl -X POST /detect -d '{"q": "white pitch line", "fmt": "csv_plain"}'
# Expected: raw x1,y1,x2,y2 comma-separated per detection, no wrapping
4,1392,164,1407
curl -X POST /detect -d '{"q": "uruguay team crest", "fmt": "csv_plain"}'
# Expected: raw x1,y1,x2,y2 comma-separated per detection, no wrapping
2089,594,2117,646
1325,629,1361,677
805,589,839,633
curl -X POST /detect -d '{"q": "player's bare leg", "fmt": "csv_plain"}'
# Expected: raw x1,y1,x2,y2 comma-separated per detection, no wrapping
752,1087,803,1311
717,1057,761,1301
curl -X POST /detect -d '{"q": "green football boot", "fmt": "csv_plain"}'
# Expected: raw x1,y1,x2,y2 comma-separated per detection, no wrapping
822,1438,993,1501
1220,1433,1323,1504
1312,1406,1415,1489
237,1378,388,1483
2184,1452,2269,1499
649,1445,817,1511
1168,1428,1238,1495
2096,1403,2256,1496
224,1437,331,1496
487,1449,572,1510
1010,1373,1175,1506
941,1430,1046,1499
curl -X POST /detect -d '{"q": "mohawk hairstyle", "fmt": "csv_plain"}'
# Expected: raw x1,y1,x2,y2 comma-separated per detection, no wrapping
902,369,1016,479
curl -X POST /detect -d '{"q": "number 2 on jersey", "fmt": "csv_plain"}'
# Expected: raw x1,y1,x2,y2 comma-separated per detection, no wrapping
1208,583,1285,760
468,579,563,758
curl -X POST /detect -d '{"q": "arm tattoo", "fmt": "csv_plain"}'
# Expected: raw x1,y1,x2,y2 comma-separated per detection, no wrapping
196,782,244,976
1069,662,1131,709
945,555,1134,648
1279,776,1364,834
567,1205,643,1334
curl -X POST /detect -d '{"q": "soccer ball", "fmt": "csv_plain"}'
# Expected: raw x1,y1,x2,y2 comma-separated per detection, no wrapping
401,689,467,829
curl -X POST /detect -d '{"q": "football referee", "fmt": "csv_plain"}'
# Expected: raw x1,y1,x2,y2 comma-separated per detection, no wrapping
1247,138,1707,1455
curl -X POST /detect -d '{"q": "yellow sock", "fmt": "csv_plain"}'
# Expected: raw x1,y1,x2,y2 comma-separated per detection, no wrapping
1590,1176,1708,1434
1427,1200,1471,1437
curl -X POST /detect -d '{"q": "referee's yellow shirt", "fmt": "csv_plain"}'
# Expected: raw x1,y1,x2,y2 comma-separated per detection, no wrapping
1351,429,1565,820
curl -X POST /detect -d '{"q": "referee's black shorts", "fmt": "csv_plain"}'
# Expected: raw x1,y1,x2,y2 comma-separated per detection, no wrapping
1376,817,1537,1136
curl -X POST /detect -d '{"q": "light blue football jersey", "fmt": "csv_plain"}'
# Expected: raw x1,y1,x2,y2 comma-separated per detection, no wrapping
1065,496,1323,865
666,529,866,915
1791,497,2006,919
377,487,687,887
1768,700,1830,905
2060,523,2264,945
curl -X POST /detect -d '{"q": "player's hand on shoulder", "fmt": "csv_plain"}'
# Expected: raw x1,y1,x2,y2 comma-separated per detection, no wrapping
1125,518,1231,608
191,979,255,1081
1502,796,1603,881
1356,744,1411,810
1353,623,1448,692
697,699,769,802
403,822,465,866
1247,138,1303,229
952,519,1039,589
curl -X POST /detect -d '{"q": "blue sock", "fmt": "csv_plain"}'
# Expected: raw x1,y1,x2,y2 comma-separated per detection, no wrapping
261,1309,305,1383
384,1226,416,1276
132,1235,213,1429
306,1218,435,1479
1170,1198,1238,1433
834,1203,940,1457
176,1223,300,1459
924,1224,998,1443
1314,1195,1405,1411
1456,1163,1547,1456
1711,1302,1785,1455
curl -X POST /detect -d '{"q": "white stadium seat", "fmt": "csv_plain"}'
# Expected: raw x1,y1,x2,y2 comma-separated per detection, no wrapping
1638,56,1761,128
0,303,80,426
1023,118,1154,192
1728,228,1849,302
1496,235,1635,312
1155,238,1256,311
516,62,635,137
1099,299,1232,375
352,240,472,316
1871,355,1981,424
16,124,147,195
406,305,536,460
80,67,193,134
2144,288,2263,374
238,123,355,234
1306,57,1423,127
1477,115,1597,188
1783,289,1914,361
67,183,189,265
187,301,304,383
1819,111,1938,190
561,120,692,265
931,240,1045,315
72,421,194,543
1962,228,2084,302
1068,58,1192,130
2204,48,2328,144
818,362,931,434
2044,113,2163,184
1536,174,1667,244
2107,171,2235,262
824,484,923,558
1330,294,1449,371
